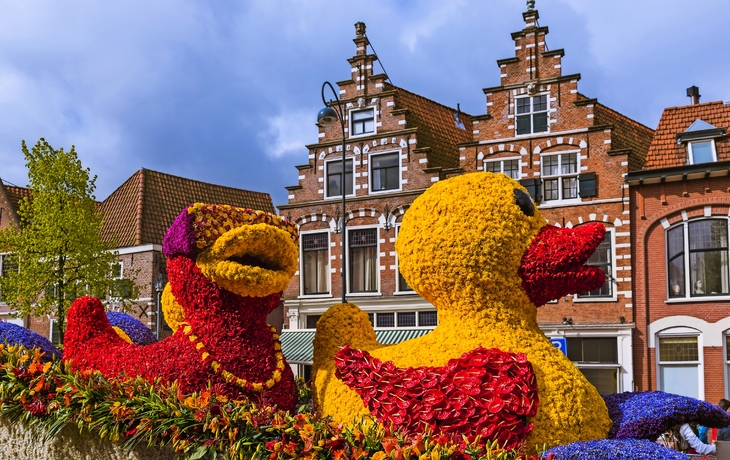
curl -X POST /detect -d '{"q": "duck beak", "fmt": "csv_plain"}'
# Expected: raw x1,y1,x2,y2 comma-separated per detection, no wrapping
518,223,607,307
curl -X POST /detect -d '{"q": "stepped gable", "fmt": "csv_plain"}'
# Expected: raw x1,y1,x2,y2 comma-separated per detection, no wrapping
645,100,730,169
389,83,473,170
100,169,274,248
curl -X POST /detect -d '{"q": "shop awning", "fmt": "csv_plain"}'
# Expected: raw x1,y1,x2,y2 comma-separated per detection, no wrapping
279,328,434,365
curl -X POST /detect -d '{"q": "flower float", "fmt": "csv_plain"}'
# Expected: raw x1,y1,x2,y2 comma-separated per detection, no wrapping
313,172,611,449
63,204,300,409
542,438,691,460
0,322,61,362
106,311,157,346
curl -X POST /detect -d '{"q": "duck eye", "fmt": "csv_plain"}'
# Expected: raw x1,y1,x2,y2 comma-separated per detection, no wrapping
514,189,534,216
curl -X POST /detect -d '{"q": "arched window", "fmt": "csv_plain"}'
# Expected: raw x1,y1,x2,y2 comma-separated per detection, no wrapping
666,218,729,298
657,327,702,399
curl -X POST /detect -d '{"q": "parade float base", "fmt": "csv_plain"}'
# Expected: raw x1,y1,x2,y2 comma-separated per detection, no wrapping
0,416,179,460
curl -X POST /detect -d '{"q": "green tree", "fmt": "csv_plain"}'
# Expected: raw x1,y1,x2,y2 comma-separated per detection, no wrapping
0,138,137,343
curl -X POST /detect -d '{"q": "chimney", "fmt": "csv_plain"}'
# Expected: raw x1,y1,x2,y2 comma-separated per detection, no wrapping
686,86,701,105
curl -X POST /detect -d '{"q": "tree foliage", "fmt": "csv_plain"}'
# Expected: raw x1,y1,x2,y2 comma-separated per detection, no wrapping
0,138,137,342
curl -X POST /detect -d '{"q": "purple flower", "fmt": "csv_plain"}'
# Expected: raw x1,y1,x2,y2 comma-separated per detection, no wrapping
162,207,197,258
0,322,61,361
543,438,690,459
106,312,157,346
603,391,730,440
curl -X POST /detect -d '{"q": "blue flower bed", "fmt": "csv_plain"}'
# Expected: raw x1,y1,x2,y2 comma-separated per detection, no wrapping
0,322,61,361
604,391,730,440
106,312,157,346
543,438,690,459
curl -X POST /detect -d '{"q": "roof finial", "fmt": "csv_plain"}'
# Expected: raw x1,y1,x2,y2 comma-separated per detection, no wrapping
527,0,535,11
355,22,366,38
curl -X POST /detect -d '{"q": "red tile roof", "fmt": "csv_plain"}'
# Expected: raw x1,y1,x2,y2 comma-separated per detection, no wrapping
3,184,31,212
388,84,473,169
99,169,274,247
645,101,730,169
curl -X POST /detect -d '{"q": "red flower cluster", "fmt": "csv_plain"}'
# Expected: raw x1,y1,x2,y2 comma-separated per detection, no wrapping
518,223,607,307
334,345,539,451
63,255,297,410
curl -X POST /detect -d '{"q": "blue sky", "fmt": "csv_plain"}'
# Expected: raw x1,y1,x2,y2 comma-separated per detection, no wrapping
0,0,728,208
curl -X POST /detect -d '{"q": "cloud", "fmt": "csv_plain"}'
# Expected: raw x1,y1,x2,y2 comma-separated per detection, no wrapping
259,109,316,159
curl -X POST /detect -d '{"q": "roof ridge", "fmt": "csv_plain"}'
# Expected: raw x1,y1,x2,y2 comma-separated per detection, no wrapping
142,168,269,197
594,100,654,133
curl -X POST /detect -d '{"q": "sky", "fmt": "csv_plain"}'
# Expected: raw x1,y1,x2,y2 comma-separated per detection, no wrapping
0,0,728,209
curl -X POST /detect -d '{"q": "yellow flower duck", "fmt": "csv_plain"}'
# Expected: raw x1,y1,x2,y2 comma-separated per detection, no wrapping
312,172,612,450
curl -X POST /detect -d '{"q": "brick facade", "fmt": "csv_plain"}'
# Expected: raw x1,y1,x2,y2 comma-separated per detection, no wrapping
279,8,653,390
628,97,730,402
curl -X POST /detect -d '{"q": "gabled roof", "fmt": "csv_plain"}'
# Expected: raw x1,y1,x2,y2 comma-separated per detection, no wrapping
388,84,473,169
3,184,31,213
100,169,274,248
645,101,730,169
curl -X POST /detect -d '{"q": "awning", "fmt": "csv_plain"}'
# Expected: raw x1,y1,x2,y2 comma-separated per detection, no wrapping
280,328,434,365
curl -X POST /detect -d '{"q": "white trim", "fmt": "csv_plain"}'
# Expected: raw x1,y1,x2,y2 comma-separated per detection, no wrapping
483,156,522,180
514,93,550,137
688,139,718,165
348,106,377,139
540,150,581,204
115,244,162,255
654,325,705,399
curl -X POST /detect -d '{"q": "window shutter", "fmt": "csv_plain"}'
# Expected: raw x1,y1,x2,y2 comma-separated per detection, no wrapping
519,178,542,202
578,172,597,198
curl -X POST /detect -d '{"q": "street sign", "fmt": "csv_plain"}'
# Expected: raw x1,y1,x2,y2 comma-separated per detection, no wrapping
550,337,567,356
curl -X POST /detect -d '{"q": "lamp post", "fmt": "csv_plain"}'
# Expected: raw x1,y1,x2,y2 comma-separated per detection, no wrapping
154,273,164,340
318,81,348,304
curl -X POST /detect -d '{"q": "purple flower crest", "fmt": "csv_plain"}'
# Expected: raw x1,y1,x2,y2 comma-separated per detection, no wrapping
0,322,61,361
543,438,690,459
106,312,157,346
162,207,197,258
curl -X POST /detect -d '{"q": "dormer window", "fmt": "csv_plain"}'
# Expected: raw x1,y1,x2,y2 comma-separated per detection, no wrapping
687,140,717,164
350,108,374,136
676,119,725,165
516,95,548,135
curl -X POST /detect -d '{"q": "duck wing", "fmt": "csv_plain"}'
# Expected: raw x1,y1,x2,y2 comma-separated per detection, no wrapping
335,345,539,450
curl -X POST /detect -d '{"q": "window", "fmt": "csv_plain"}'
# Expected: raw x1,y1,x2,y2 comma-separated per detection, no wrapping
395,226,413,293
566,337,619,394
301,233,329,295
667,219,729,298
305,315,321,329
484,158,521,180
657,335,700,398
367,311,437,328
516,95,549,135
541,153,578,201
350,108,374,136
725,335,730,398
325,159,354,198
109,262,131,299
349,228,378,293
370,152,400,192
578,230,613,298
688,140,717,165
111,262,123,279
50,319,61,345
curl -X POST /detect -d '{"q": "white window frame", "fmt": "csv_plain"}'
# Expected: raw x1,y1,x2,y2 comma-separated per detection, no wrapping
324,157,355,200
346,225,380,297
110,262,124,280
483,157,522,180
299,230,331,298
394,224,414,294
656,328,703,400
515,94,550,136
368,150,402,194
0,253,12,305
49,319,61,345
367,310,438,329
540,151,580,204
348,107,377,138
575,228,616,302
687,139,717,165
665,217,730,302
565,336,622,394
725,333,730,399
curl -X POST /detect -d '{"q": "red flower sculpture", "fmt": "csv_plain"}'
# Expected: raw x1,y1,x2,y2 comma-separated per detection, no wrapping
335,345,539,451
63,205,299,410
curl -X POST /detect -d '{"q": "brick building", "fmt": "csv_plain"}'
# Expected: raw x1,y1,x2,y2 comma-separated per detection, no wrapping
277,22,472,377
0,169,276,341
455,8,654,394
627,90,730,402
278,5,655,391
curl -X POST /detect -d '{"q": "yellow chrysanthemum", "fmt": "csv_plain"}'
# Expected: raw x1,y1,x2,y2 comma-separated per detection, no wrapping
112,326,133,344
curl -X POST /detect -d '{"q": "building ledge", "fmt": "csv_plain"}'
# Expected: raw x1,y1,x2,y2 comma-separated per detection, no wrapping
625,160,730,185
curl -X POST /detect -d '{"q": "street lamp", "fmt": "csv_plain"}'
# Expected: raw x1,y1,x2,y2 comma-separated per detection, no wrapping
318,81,348,304
154,273,165,340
